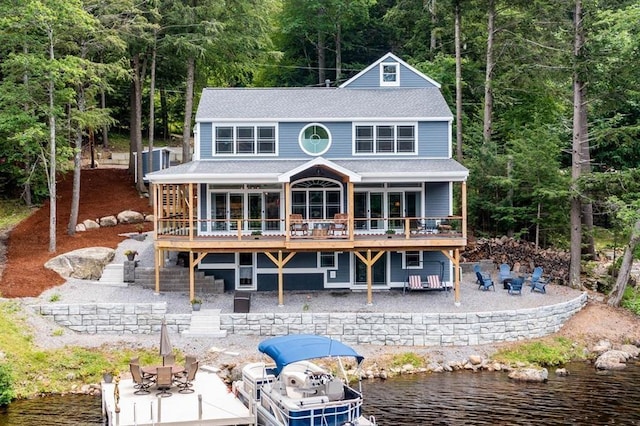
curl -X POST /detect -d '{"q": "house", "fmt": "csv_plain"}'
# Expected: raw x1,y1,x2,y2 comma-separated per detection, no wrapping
146,53,469,305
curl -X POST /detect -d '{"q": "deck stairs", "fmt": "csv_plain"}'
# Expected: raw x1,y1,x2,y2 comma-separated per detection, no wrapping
182,309,227,338
133,267,224,293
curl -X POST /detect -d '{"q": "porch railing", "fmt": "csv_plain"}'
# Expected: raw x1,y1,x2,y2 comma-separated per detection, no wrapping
156,216,463,240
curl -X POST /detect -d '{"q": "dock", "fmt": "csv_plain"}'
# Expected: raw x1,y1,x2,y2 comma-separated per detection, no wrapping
102,368,255,425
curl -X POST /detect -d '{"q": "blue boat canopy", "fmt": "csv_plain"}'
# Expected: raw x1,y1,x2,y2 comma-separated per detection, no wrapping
258,334,364,374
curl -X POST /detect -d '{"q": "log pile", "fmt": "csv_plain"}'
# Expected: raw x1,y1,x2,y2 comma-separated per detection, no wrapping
461,236,571,284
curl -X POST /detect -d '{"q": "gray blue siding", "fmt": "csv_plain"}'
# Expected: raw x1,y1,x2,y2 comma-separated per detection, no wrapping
418,122,449,157
425,183,450,216
344,63,438,89
199,123,213,158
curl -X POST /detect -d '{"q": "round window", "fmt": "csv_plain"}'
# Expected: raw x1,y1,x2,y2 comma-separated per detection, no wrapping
299,124,331,156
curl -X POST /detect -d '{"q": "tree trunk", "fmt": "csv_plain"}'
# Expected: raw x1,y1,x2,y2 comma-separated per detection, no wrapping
161,89,168,141
569,0,584,289
148,36,157,206
608,216,640,307
22,44,32,208
47,27,56,253
68,83,84,236
101,88,109,149
580,94,596,260
454,0,463,162
335,23,341,84
133,54,146,193
483,0,495,144
182,56,195,163
427,0,437,52
317,30,326,85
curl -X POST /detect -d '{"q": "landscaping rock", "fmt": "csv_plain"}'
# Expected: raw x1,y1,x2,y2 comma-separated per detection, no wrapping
117,210,144,224
99,215,118,227
595,350,631,370
82,219,100,230
508,367,548,382
620,344,640,358
44,247,115,280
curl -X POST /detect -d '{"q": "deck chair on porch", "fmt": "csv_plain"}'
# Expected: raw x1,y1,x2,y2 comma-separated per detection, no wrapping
289,214,308,236
328,213,349,237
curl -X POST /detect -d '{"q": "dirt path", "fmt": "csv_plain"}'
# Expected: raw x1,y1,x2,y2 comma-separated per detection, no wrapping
1,168,639,348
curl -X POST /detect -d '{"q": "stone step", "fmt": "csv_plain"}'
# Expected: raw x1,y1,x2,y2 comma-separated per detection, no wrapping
182,309,227,337
97,264,129,287
133,267,224,293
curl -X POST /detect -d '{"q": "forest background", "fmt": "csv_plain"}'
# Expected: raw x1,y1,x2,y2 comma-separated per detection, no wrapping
0,0,639,302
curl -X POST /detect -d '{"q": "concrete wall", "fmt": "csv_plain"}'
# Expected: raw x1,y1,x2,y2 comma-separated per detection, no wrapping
33,292,587,346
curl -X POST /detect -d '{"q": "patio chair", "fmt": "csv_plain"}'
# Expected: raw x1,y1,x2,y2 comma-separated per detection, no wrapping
529,267,548,293
328,213,349,237
130,363,153,395
289,214,308,236
130,357,154,383
499,263,512,284
175,361,199,394
155,366,173,397
473,264,491,286
507,276,524,295
476,271,495,291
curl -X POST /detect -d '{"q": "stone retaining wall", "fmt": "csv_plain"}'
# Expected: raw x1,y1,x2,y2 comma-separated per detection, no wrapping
32,293,587,346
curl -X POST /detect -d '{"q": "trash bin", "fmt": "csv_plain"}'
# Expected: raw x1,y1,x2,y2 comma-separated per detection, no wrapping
234,291,251,313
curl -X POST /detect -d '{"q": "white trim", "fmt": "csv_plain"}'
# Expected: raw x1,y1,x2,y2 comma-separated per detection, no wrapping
194,122,200,160
379,62,400,87
298,123,332,156
340,52,442,89
402,251,423,269
351,122,418,155
278,157,362,183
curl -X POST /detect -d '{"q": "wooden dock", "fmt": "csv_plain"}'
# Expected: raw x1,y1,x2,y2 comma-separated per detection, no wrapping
102,368,255,425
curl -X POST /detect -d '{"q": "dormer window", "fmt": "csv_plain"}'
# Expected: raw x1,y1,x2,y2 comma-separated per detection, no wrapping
380,62,399,86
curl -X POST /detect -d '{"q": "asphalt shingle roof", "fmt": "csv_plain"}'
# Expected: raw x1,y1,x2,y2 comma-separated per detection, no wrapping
195,88,452,121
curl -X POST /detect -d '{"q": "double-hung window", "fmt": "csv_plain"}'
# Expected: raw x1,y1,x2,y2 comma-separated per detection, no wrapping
380,62,399,86
354,124,416,154
214,124,276,155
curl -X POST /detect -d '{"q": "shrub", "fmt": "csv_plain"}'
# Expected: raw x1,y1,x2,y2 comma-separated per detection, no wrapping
0,363,15,406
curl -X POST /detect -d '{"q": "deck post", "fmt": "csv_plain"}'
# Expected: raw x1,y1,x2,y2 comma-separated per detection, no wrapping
189,250,195,302
157,395,162,422
454,248,461,305
198,394,203,420
462,181,467,239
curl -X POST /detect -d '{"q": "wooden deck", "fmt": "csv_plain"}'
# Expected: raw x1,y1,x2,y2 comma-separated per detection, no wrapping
102,368,254,425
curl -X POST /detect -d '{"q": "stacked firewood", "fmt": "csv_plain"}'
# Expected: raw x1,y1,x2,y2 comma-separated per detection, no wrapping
461,236,571,284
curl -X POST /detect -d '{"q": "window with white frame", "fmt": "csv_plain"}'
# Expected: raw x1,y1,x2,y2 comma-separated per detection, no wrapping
214,125,276,155
403,251,422,269
380,62,399,86
319,252,336,268
354,124,416,154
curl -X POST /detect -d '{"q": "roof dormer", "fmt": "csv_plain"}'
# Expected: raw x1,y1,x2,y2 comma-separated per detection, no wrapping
380,61,400,86
340,52,441,89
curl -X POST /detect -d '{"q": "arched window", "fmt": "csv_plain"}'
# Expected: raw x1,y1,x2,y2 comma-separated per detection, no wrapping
291,178,342,219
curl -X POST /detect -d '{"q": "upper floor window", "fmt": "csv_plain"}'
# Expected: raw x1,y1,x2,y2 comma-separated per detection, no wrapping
299,123,331,156
380,62,399,86
354,124,416,154
214,125,276,155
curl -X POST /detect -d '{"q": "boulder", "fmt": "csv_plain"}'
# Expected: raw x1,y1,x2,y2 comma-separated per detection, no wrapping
620,344,640,358
75,223,86,232
468,354,483,365
592,340,612,354
595,350,631,370
508,367,548,382
99,215,118,227
117,210,144,224
82,219,100,230
44,247,115,280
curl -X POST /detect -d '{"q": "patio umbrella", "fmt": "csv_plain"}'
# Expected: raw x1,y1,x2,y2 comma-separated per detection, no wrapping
159,319,173,358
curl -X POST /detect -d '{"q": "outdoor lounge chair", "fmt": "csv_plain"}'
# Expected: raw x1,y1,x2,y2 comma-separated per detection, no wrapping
529,267,548,293
175,361,199,394
328,213,348,237
473,264,491,286
476,271,495,291
499,263,512,283
130,363,153,395
289,214,308,236
507,276,524,295
155,366,173,397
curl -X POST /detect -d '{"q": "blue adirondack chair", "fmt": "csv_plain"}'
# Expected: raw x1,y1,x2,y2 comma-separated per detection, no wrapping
529,267,548,293
508,276,524,295
499,263,512,282
476,271,495,291
473,264,490,286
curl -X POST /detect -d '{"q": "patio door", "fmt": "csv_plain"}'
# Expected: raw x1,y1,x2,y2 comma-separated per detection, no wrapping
354,192,383,230
353,252,387,287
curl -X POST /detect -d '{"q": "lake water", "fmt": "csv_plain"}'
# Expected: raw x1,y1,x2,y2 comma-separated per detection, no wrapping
2,362,640,425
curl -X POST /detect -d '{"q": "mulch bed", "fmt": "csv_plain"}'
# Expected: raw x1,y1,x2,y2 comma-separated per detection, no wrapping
1,168,153,297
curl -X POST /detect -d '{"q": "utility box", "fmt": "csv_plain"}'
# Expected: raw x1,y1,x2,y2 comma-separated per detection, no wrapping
234,291,251,313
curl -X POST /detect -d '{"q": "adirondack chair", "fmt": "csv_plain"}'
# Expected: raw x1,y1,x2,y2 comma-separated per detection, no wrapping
507,276,524,295
476,271,495,291
529,267,548,293
473,264,491,286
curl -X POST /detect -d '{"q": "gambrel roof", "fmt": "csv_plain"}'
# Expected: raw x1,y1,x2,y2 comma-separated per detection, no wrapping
195,87,452,122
